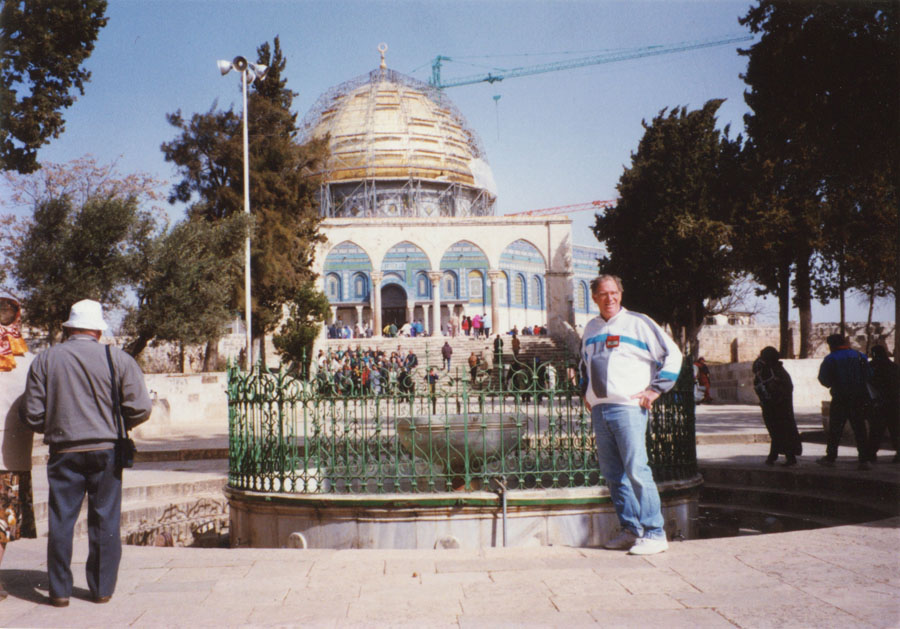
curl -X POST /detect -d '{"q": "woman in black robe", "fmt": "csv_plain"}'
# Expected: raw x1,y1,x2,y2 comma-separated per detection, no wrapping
752,346,802,466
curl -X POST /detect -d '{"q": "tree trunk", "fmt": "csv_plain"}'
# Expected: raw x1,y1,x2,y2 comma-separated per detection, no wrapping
257,333,266,368
202,338,219,372
777,265,791,357
795,253,813,359
865,285,876,354
178,342,185,374
124,332,152,358
896,202,900,358
838,267,846,336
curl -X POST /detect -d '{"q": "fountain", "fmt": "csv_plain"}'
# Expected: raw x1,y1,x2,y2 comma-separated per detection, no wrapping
226,358,702,549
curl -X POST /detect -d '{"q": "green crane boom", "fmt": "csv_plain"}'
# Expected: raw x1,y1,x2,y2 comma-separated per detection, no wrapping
429,35,753,89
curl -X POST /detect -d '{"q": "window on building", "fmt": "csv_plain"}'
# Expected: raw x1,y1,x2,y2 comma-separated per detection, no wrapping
576,281,587,311
353,274,367,299
417,273,429,298
468,271,483,305
530,276,542,307
326,274,341,300
442,271,457,299
498,273,508,306
513,274,525,306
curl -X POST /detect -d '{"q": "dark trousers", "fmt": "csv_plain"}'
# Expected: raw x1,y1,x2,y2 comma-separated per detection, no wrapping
868,401,900,458
826,397,869,462
47,449,122,599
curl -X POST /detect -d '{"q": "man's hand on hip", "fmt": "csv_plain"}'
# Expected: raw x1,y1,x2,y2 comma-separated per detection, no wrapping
630,389,660,410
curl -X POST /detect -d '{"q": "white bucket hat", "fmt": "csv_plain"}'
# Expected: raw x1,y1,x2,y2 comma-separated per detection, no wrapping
62,299,108,332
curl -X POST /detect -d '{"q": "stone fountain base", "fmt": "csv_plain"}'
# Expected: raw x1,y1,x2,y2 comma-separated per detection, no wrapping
227,475,701,549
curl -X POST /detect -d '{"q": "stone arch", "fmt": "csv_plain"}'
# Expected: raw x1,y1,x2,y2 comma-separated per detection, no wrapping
441,240,490,306
381,282,408,329
382,241,432,291
323,241,373,302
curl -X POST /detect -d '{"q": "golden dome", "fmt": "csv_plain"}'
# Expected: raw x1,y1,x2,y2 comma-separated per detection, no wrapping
302,68,495,192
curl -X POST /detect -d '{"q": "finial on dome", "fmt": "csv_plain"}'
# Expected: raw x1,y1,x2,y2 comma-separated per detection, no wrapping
378,43,388,70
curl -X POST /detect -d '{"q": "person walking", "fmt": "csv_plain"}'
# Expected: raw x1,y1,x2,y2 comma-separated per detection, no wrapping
482,312,491,339
441,341,453,372
581,275,682,555
468,351,480,382
752,347,801,466
20,300,152,607
425,367,440,414
817,334,871,469
866,345,899,464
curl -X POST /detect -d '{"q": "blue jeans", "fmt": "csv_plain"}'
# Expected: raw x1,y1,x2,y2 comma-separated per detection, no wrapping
592,404,665,539
47,449,122,599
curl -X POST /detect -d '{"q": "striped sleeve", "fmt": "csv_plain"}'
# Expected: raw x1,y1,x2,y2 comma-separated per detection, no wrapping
633,313,683,394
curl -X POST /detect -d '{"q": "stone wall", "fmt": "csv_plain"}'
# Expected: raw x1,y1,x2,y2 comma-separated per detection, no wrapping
708,359,828,409
697,321,894,363
134,372,228,438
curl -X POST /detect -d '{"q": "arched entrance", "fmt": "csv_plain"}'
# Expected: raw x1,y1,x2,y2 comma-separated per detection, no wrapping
381,284,407,329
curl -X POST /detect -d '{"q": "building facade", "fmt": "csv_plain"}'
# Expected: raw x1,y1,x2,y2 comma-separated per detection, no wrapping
302,58,600,338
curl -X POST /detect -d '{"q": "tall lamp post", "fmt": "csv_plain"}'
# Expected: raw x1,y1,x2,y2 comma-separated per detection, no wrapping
217,56,267,365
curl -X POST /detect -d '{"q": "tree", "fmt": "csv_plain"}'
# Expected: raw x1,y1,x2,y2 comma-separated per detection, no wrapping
733,151,797,357
3,156,163,340
12,193,155,341
273,283,332,375
739,1,899,356
122,214,246,366
0,0,108,173
162,37,329,363
593,99,742,358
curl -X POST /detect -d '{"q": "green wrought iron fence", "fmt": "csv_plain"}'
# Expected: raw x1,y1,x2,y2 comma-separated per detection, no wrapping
227,355,697,495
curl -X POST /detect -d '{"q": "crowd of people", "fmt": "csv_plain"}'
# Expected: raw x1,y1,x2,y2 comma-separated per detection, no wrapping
313,345,424,395
326,315,551,341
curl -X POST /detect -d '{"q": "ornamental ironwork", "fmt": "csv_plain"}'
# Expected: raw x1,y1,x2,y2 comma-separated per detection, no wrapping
227,352,696,496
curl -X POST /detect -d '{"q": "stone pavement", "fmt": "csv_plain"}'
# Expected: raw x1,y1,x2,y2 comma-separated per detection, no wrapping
2,405,898,628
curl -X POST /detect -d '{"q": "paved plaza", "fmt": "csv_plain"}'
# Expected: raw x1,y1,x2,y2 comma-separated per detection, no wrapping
2,405,898,628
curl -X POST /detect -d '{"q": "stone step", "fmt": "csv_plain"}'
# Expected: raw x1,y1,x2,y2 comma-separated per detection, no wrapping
696,502,844,536
700,482,892,523
699,464,900,508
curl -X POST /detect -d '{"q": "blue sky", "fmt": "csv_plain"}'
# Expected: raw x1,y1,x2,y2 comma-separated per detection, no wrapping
2,0,893,323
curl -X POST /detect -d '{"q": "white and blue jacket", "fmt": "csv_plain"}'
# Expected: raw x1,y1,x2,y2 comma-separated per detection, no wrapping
581,307,683,407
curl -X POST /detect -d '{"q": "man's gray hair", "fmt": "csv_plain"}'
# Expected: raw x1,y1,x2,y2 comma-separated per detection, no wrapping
590,274,624,294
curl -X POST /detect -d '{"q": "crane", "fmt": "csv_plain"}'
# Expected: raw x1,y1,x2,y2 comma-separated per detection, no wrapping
506,199,616,217
429,35,752,89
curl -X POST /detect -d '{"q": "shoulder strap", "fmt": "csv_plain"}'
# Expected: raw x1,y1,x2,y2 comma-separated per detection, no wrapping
105,345,126,439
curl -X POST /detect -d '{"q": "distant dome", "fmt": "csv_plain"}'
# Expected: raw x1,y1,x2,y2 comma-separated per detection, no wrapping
301,67,496,218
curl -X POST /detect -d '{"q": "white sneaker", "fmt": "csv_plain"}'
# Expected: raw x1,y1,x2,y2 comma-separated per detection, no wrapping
628,537,668,555
603,529,639,550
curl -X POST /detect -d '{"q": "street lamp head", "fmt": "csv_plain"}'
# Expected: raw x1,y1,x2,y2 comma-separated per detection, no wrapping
217,56,268,82
232,55,249,72
249,64,268,82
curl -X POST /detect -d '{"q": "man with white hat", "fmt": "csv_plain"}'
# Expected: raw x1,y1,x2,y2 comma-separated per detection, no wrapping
20,299,152,607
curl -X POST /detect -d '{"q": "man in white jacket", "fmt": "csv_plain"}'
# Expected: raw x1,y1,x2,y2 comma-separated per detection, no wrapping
581,275,683,555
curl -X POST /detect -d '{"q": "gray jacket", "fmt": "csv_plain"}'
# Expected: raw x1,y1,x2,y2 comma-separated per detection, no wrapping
20,335,152,447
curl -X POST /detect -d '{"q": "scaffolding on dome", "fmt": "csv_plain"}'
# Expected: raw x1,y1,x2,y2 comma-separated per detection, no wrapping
300,67,497,219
